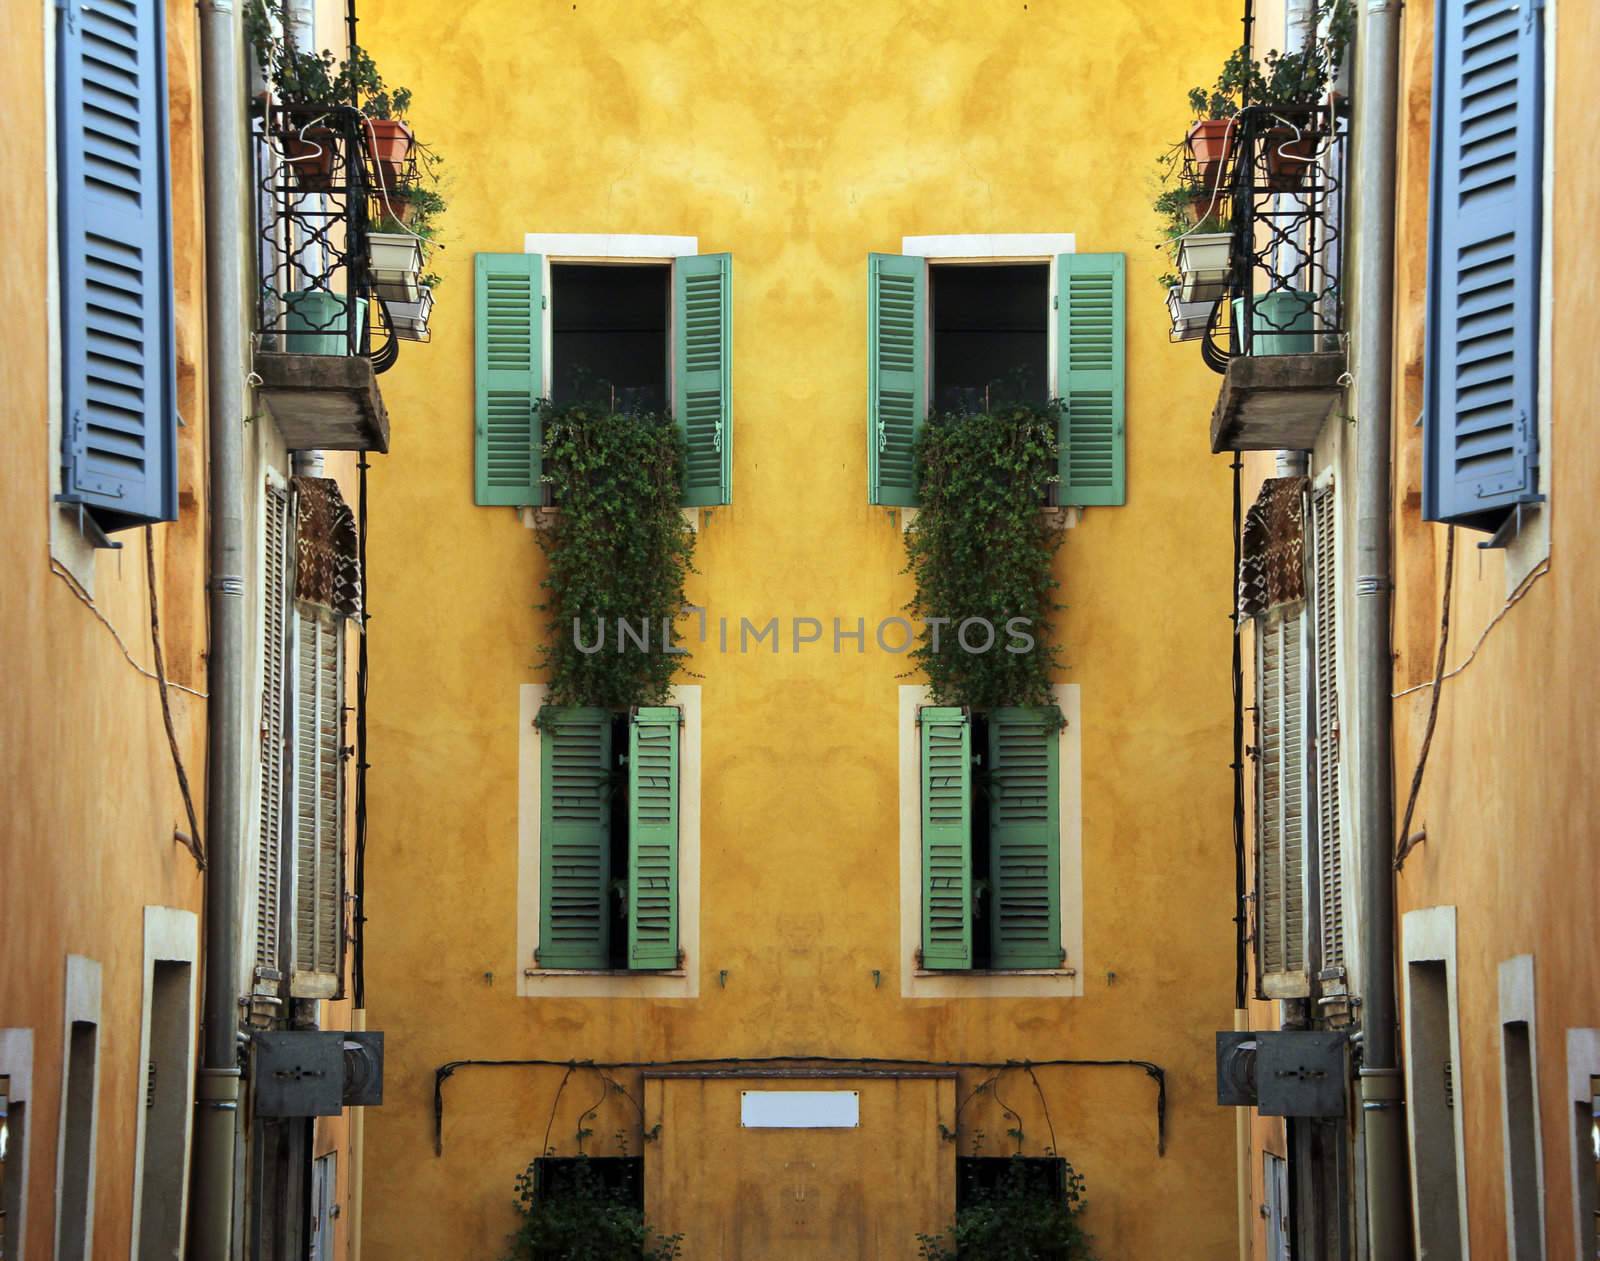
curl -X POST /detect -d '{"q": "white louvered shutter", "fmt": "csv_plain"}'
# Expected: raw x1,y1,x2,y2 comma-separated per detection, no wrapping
254,481,293,994
1256,607,1311,998
1308,484,1345,991
291,605,345,998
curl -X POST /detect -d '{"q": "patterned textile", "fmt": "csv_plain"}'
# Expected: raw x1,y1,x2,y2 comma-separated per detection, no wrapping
1239,476,1308,619
292,476,362,620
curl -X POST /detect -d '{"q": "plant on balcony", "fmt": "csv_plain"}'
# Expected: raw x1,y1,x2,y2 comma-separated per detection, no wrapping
501,1156,682,1261
537,402,695,710
904,404,1065,711
917,1155,1097,1261
343,46,415,187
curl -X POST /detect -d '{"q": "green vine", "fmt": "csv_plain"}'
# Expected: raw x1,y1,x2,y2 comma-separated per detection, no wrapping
917,1156,1097,1261
501,1157,682,1261
904,404,1065,710
536,403,694,709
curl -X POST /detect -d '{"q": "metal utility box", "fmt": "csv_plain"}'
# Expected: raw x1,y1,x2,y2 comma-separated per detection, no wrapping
253,1030,386,1117
1215,1030,1346,1117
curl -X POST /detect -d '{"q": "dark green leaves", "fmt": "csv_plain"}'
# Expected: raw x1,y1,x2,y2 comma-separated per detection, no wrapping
905,404,1065,711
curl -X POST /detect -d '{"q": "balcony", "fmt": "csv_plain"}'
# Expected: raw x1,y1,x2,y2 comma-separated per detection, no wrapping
253,104,401,453
1187,104,1348,453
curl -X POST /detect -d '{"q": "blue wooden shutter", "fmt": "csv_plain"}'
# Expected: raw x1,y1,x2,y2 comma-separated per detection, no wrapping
474,253,544,506
920,706,972,969
1055,253,1126,506
674,254,732,507
868,254,926,506
538,707,612,969
1423,0,1543,533
627,707,680,970
987,707,1062,969
57,0,177,535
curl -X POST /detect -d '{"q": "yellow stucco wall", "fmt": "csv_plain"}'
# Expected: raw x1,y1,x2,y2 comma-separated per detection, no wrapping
359,1,1242,1256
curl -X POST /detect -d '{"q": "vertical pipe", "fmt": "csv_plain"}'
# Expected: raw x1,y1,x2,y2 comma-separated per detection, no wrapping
192,0,249,1255
1351,0,1409,1256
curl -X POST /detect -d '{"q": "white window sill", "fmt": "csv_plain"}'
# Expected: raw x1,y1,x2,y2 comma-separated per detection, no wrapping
913,967,1078,979
524,968,687,979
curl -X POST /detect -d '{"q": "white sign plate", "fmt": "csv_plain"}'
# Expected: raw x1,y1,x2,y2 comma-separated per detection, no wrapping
739,1090,860,1129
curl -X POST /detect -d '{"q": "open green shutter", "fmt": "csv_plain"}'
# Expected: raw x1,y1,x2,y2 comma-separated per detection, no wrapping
674,254,732,507
1056,253,1126,506
474,253,543,506
868,253,926,506
920,707,972,969
628,707,680,970
539,706,611,969
988,707,1062,969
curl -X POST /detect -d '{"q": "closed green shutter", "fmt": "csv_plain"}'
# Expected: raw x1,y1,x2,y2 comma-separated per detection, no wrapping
474,253,544,506
539,706,612,969
987,707,1062,969
627,707,680,970
674,254,732,507
1055,253,1126,506
920,706,972,969
868,253,926,506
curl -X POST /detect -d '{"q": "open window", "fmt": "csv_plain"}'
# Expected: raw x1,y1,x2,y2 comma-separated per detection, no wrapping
536,706,681,972
867,252,1125,508
474,252,732,508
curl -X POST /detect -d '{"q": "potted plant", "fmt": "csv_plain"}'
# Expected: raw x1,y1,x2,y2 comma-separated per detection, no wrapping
1166,284,1214,342
344,47,414,190
1177,228,1233,303
385,276,435,341
1184,46,1257,184
1232,288,1318,355
366,215,424,303
282,289,366,356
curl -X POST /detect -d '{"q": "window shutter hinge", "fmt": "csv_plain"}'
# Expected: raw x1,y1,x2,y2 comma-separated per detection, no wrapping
1052,295,1059,310
541,295,548,309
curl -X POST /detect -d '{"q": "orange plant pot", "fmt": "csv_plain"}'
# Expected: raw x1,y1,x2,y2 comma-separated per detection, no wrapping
280,127,338,192
1186,118,1235,184
1263,128,1318,191
364,119,414,190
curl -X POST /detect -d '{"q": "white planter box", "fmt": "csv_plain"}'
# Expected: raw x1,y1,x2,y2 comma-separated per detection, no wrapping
367,231,423,304
1167,286,1212,342
1177,231,1232,303
387,286,433,341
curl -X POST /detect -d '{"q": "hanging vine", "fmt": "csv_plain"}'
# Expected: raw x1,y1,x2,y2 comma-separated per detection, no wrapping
536,403,695,709
904,404,1066,710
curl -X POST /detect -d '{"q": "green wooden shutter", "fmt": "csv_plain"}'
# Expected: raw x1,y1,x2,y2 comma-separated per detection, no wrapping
987,707,1062,969
868,253,926,506
627,707,680,970
539,706,612,969
920,706,972,969
674,254,732,507
1056,253,1126,506
474,253,544,506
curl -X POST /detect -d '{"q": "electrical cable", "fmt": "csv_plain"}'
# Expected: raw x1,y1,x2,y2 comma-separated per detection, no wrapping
1394,526,1454,871
50,560,209,699
434,1055,1168,1160
354,457,370,1008
1231,456,1247,1009
144,527,206,870
1391,556,1548,701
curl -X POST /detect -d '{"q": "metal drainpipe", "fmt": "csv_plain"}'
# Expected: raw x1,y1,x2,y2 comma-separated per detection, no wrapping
1351,0,1409,1256
191,1,249,1257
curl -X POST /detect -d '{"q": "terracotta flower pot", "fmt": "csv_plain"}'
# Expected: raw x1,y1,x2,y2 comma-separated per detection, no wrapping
376,184,420,225
1186,118,1235,184
1263,128,1318,191
364,119,414,190
1186,187,1229,227
280,127,338,192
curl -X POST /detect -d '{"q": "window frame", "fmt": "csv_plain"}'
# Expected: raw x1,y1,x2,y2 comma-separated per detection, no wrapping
897,684,1083,997
1497,954,1546,1261
518,685,702,998
54,955,101,1261
0,1029,34,1261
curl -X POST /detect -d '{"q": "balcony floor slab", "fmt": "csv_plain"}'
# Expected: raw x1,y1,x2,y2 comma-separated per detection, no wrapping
1209,351,1346,454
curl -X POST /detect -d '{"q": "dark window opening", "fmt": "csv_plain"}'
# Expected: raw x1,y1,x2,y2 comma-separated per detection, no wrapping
956,1156,1068,1210
551,264,669,413
607,712,631,970
534,1156,644,1211
932,264,1049,413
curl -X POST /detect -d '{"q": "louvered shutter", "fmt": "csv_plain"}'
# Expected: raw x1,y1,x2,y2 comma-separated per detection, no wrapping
254,481,292,992
920,707,972,970
538,707,612,969
627,708,680,970
1308,484,1345,990
56,0,177,534
868,254,926,507
1256,608,1310,998
674,254,732,507
987,707,1063,969
1423,0,1543,533
1055,254,1126,506
291,605,345,998
474,253,544,506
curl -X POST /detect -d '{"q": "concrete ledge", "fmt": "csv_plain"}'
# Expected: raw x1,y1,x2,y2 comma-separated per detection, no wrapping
255,353,391,454
1210,351,1346,453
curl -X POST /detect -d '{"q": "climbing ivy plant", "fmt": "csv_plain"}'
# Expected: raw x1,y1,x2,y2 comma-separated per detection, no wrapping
501,1156,682,1261
904,404,1066,710
537,403,695,708
917,1155,1098,1261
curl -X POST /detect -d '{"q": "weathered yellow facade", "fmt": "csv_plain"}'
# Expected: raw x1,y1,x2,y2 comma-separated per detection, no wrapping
361,1,1244,1256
